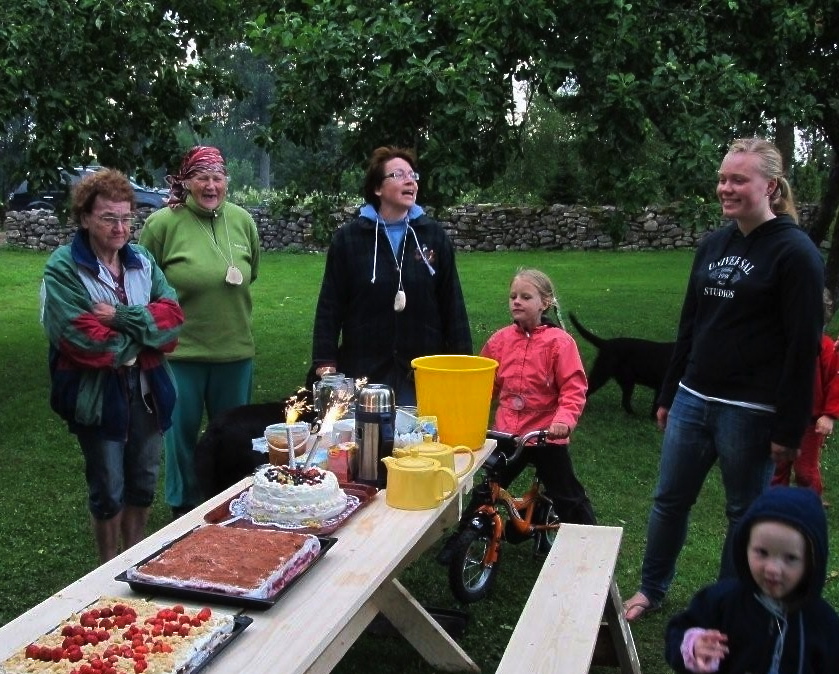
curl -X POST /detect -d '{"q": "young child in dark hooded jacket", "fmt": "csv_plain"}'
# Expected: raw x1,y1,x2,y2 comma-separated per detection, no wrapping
665,486,839,673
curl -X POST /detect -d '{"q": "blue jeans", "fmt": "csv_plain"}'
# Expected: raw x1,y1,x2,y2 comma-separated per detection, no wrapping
639,388,774,605
76,368,162,520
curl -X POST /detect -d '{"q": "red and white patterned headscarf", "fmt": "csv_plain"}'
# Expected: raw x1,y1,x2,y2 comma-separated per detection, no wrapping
165,146,227,207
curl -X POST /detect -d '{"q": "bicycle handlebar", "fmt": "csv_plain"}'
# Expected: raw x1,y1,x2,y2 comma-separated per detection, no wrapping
486,428,549,465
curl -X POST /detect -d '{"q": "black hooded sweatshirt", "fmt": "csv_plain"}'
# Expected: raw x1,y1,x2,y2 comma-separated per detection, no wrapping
665,486,839,673
659,216,824,448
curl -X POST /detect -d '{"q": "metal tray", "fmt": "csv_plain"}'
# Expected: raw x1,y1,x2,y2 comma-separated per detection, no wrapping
116,532,336,610
204,482,377,535
190,614,253,673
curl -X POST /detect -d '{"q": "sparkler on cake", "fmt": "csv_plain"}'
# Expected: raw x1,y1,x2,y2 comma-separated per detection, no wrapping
302,382,357,469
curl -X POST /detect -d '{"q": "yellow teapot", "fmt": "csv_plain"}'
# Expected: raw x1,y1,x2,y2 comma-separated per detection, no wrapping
381,451,458,510
393,441,475,479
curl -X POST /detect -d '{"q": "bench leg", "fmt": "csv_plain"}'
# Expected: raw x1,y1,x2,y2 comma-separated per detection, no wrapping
601,581,642,674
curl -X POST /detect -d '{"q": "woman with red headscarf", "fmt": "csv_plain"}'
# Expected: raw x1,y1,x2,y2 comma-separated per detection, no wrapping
140,146,261,519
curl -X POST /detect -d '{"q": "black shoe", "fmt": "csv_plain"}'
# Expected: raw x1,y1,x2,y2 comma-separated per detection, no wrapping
436,533,460,566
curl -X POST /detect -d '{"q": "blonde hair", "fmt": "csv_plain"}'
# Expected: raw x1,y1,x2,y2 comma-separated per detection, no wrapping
512,268,564,327
727,137,798,223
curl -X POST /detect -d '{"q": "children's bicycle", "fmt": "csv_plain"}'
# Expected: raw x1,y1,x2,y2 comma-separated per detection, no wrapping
446,428,560,603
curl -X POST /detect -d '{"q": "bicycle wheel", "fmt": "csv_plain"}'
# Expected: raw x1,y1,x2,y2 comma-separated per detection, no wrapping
533,500,560,554
447,528,500,603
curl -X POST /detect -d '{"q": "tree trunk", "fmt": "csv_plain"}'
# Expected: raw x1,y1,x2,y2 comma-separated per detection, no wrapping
819,153,839,300
775,122,795,173
259,150,271,189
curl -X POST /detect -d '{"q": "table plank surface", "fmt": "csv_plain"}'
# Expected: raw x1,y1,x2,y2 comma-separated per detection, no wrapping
0,443,493,673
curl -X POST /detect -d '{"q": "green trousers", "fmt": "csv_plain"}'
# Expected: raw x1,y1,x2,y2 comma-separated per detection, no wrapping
165,359,253,508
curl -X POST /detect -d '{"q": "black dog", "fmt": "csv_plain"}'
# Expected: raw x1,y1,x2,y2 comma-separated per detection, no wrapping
194,386,318,501
568,312,675,417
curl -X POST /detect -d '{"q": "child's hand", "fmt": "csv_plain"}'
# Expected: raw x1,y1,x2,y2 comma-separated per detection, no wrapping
816,415,834,436
547,423,570,440
693,630,728,671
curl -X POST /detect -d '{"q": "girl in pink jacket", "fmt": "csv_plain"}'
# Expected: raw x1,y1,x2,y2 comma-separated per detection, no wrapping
437,268,593,565
479,268,594,525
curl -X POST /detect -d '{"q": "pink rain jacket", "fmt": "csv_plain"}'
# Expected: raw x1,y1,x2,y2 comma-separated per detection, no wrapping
480,322,587,443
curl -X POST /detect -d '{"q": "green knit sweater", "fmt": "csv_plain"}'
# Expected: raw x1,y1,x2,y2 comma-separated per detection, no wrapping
139,196,261,362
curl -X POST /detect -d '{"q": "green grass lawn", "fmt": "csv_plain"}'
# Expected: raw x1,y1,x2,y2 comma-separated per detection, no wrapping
2,245,838,673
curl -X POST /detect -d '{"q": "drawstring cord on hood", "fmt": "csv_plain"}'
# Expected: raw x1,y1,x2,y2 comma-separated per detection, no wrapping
756,593,805,674
369,217,436,283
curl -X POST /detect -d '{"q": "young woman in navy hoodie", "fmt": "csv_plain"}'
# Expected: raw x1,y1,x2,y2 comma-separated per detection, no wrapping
665,486,839,673
624,138,825,621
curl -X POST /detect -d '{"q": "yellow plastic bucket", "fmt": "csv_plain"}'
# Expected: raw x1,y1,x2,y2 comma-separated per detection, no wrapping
411,355,498,449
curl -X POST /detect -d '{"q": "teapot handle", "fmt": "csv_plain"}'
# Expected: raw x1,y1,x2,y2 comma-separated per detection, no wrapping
436,467,459,502
451,445,475,478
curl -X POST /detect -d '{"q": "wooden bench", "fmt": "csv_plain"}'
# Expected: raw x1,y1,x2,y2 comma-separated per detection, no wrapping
496,524,641,674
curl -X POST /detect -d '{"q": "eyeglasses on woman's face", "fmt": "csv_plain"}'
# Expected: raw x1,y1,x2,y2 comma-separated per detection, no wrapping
95,213,134,226
384,169,420,182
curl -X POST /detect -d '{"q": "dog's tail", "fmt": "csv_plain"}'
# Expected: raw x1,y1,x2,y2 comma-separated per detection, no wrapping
568,312,606,348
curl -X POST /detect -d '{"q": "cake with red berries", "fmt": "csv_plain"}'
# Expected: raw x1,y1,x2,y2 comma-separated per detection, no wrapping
248,464,347,526
0,596,237,674
126,525,321,599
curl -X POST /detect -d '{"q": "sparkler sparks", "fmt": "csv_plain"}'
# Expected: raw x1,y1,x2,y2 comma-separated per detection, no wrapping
285,388,312,424
320,387,354,434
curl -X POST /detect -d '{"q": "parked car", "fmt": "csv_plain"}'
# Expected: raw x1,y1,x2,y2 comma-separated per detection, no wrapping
7,166,168,212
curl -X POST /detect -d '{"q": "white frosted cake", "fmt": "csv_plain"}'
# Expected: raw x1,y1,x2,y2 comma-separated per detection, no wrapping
0,596,237,674
249,464,347,526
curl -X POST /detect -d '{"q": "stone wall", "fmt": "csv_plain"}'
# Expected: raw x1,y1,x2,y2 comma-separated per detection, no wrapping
2,202,821,253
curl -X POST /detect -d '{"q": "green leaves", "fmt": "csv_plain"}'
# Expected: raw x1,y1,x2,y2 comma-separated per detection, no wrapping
246,0,567,205
1,0,242,191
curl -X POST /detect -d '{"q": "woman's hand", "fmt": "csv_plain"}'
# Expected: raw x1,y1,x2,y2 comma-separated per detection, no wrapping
92,302,116,325
547,423,570,440
656,406,669,431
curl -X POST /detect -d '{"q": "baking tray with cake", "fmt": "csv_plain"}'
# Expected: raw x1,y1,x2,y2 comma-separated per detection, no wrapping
204,481,377,535
0,595,252,674
116,525,337,610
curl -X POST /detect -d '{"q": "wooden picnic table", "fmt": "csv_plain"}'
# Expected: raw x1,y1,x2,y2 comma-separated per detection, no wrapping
0,443,494,673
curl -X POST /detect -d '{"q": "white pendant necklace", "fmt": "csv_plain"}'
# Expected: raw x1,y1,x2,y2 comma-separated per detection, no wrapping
192,210,243,286
393,219,408,312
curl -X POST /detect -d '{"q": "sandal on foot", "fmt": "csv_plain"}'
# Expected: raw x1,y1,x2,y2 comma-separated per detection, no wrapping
623,592,661,622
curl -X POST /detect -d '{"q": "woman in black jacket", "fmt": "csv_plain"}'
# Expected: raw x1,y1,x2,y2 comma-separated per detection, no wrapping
311,146,472,404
